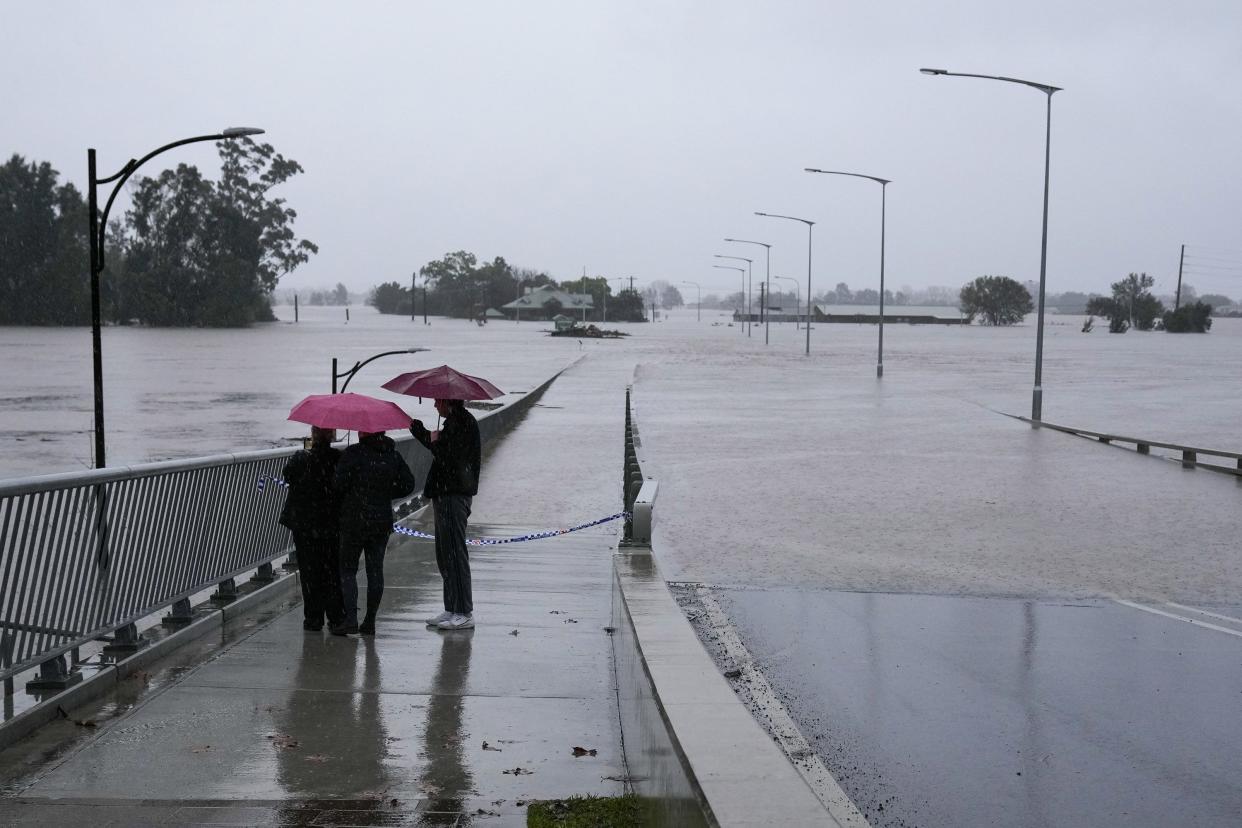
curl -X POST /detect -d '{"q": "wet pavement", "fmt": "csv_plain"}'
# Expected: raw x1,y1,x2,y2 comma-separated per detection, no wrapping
0,358,633,827
691,587,1242,828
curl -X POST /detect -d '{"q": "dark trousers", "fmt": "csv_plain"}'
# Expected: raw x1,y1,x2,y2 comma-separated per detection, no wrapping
433,495,473,615
339,530,389,627
295,530,344,628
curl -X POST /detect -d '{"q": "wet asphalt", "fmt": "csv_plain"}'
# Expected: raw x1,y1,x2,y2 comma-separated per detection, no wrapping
710,587,1242,828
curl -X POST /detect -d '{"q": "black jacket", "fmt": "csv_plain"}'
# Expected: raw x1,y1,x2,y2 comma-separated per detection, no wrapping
410,407,481,498
333,434,417,537
279,444,341,537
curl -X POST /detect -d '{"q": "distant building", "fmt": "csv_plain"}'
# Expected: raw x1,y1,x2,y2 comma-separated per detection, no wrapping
500,284,594,320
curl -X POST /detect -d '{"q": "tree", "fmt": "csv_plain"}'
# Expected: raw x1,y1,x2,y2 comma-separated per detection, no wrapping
606,288,645,322
834,282,852,303
854,287,879,305
331,282,349,305
1199,293,1234,309
1163,301,1213,333
1110,272,1163,331
420,251,479,318
113,138,316,326
0,154,91,325
368,281,410,315
958,275,1033,325
660,283,684,309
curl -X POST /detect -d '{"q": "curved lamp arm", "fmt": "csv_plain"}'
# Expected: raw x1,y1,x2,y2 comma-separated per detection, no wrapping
93,128,265,272
336,347,429,393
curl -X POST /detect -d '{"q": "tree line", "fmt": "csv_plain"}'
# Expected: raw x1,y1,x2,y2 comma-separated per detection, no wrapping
368,251,649,322
958,273,1216,332
0,140,316,327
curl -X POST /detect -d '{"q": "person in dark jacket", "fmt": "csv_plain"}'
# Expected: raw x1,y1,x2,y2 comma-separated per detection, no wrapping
280,426,345,632
332,431,417,635
410,398,481,631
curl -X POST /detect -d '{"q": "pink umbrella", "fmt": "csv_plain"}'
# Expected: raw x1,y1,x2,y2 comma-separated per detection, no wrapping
288,393,412,432
382,365,504,401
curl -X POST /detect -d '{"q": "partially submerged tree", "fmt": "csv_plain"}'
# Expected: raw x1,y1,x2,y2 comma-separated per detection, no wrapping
1163,301,1213,333
958,275,1033,325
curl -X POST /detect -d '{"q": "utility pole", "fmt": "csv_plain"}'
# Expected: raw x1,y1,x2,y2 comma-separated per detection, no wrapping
1175,244,1186,310
410,272,416,322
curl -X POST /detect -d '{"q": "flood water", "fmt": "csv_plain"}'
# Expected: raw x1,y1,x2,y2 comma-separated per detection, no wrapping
3,304,1240,602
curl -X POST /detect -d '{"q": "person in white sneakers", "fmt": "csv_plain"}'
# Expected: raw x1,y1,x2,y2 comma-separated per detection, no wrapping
410,398,481,631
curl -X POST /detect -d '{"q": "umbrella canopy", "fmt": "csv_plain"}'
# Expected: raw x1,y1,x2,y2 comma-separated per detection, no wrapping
288,393,412,432
382,365,504,401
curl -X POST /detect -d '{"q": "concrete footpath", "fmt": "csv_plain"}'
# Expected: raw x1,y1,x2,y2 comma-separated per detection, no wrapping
0,364,631,827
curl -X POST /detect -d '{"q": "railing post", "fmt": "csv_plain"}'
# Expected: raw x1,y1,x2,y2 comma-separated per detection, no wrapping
1137,443,1150,454
1182,449,1197,468
162,597,195,627
103,622,149,655
250,561,276,584
25,654,82,694
211,577,239,604
282,550,299,571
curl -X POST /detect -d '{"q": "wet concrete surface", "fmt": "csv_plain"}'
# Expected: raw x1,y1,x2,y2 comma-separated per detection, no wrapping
704,587,1242,828
0,358,632,827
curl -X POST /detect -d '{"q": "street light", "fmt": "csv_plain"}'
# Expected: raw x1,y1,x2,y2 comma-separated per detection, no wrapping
724,238,772,345
88,127,265,468
680,281,701,321
755,212,815,355
772,276,801,330
712,264,746,329
805,169,890,377
920,67,1060,420
714,254,753,336
332,348,429,393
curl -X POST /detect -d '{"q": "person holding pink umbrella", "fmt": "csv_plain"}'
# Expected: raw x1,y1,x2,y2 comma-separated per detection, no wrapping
409,399,482,631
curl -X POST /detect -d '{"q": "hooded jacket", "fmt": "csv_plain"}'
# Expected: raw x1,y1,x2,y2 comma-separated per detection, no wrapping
279,443,341,537
410,406,481,498
333,433,417,537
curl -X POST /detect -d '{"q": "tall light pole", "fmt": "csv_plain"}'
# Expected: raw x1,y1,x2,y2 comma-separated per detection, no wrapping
773,275,801,330
88,127,265,468
724,238,772,345
921,67,1060,421
714,254,753,336
805,169,890,377
712,264,746,329
755,212,815,355
332,348,429,393
681,281,702,321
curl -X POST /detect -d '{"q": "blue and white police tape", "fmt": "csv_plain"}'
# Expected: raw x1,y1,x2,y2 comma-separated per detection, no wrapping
392,512,630,545
259,474,629,545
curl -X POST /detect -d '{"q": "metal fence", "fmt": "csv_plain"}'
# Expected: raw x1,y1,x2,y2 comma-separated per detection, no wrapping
0,367,564,695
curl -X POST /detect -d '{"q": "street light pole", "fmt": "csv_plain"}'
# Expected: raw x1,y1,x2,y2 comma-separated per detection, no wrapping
681,281,701,321
332,348,429,394
804,169,891,377
88,127,264,469
755,212,815,355
712,265,746,329
724,238,772,345
714,254,753,336
921,67,1060,420
773,276,801,330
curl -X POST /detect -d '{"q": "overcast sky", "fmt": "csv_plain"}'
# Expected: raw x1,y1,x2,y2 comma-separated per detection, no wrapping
6,1,1241,299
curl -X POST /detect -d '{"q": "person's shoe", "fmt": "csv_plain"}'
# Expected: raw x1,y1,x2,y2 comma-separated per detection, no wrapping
424,611,452,627
437,613,474,631
330,622,358,636
358,619,376,636
302,622,323,632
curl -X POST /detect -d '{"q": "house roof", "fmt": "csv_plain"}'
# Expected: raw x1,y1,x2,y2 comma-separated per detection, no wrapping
500,284,594,310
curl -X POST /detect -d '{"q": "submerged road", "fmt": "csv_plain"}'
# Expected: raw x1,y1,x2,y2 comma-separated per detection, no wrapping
703,588,1242,827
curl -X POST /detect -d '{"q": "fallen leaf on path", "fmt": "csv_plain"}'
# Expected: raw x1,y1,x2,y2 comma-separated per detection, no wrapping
502,766,534,775
482,741,502,751
509,629,519,636
191,745,212,753
304,754,329,763
571,746,597,757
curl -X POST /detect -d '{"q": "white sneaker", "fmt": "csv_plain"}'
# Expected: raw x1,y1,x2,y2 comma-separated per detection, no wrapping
425,611,452,626
437,613,474,630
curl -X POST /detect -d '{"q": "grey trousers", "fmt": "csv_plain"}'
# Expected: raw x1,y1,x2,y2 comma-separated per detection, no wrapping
433,495,473,614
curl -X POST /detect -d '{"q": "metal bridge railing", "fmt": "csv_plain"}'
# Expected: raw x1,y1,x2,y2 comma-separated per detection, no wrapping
622,384,657,546
0,449,295,694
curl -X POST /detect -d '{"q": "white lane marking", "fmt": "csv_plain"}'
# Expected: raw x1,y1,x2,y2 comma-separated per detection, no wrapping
696,586,872,828
1164,601,1242,628
1113,598,1242,639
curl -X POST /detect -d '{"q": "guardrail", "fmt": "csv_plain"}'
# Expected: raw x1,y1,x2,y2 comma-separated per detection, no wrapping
0,367,565,698
1018,416,1242,475
622,384,656,545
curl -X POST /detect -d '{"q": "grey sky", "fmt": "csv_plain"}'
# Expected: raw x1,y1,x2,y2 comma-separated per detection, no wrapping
6,1,1241,299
